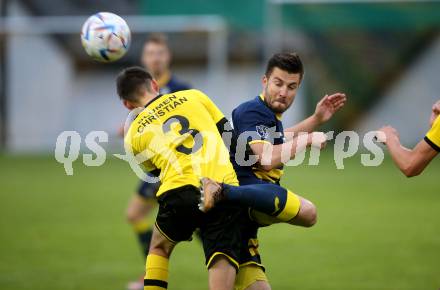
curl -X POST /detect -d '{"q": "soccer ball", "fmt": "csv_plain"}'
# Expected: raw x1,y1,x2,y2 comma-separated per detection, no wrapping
81,12,131,62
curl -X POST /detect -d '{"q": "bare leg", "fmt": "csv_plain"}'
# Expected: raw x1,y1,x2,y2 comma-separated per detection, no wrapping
126,195,156,256
208,256,236,290
288,196,317,227
148,225,175,258
144,226,175,290
126,195,155,225
250,195,317,228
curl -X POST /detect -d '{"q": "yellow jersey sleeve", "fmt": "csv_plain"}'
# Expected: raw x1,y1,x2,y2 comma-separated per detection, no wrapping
192,89,225,124
124,125,157,173
425,115,440,151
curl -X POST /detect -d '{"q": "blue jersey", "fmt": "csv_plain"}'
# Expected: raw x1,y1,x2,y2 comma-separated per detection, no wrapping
159,75,191,94
230,95,285,184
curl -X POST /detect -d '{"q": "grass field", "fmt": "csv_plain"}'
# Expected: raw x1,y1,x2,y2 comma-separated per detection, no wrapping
0,152,439,290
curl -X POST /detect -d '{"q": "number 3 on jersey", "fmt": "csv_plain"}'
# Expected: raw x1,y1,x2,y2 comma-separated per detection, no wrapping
162,115,203,155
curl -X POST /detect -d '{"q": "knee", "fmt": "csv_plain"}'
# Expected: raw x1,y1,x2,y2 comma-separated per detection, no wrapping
126,195,151,224
126,207,140,224
302,203,318,227
149,235,174,257
149,246,172,258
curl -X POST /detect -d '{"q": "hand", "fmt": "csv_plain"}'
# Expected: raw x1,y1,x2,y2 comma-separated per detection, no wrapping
314,92,347,124
429,100,440,127
377,126,399,144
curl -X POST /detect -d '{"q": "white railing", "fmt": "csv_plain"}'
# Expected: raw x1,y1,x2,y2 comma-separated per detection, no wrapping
0,14,228,74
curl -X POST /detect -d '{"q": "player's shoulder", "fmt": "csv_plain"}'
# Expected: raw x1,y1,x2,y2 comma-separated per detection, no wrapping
174,89,215,102
233,96,274,119
425,115,440,151
168,75,191,92
172,88,205,99
173,88,201,94
124,118,138,148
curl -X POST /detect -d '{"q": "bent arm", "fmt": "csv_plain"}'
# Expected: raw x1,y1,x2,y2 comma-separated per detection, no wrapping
250,138,308,171
284,92,346,137
284,115,321,135
249,132,327,171
386,137,438,177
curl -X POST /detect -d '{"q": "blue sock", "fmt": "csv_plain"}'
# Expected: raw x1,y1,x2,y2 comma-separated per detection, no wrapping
222,183,288,216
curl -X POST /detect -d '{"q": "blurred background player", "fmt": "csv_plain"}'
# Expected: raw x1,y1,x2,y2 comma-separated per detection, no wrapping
377,100,440,177
141,33,191,94
126,33,191,290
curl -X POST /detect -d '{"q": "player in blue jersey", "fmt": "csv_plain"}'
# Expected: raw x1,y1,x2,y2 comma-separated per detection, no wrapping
200,52,346,290
141,34,191,94
126,34,191,290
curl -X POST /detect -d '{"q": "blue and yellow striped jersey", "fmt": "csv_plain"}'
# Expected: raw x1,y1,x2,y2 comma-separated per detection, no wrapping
125,89,238,196
230,95,285,184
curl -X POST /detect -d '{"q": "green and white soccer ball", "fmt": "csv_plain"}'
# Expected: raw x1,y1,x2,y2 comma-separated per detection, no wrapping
81,12,131,62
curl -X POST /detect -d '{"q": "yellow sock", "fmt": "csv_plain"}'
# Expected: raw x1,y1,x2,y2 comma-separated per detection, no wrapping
250,191,301,226
133,220,150,233
144,254,169,290
275,190,301,222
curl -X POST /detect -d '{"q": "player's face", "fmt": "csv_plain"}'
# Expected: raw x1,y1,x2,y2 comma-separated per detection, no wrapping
141,42,170,77
262,67,301,114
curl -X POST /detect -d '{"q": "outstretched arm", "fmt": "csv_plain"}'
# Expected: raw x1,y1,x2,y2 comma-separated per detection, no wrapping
285,92,346,136
378,126,438,177
250,132,327,171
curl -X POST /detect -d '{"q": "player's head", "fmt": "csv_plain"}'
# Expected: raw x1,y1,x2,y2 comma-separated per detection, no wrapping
116,66,159,110
141,33,171,78
262,52,304,114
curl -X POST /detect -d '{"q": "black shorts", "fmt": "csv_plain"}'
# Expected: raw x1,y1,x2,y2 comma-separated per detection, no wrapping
236,177,269,270
137,180,160,200
238,209,264,270
155,185,243,271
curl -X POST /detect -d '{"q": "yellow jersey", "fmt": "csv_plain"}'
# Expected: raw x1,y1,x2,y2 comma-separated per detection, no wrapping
125,89,239,196
425,115,440,151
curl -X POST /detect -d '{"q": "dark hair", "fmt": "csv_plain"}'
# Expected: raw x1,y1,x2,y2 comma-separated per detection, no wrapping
116,66,153,101
265,52,304,80
145,33,169,47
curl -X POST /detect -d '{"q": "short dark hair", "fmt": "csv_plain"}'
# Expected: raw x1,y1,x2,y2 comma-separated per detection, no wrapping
145,33,169,47
116,67,153,101
265,52,304,80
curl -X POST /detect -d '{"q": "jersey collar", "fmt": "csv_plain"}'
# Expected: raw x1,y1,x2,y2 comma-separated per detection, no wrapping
258,94,283,121
144,94,163,108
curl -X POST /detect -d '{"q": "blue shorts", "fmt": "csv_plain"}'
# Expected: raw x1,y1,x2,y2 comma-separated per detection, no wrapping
137,180,160,200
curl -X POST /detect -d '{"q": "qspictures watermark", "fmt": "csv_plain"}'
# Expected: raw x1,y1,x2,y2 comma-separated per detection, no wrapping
54,125,387,180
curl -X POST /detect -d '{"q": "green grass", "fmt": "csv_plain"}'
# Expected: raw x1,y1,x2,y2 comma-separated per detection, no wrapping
0,153,439,290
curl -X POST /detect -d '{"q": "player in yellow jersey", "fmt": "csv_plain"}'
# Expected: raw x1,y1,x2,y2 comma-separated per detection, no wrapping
125,35,192,290
377,100,440,176
117,66,243,290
